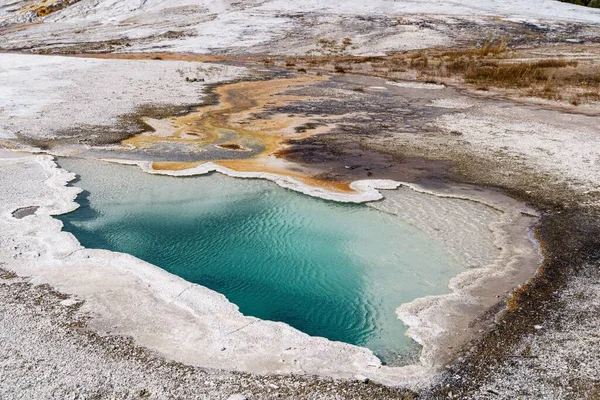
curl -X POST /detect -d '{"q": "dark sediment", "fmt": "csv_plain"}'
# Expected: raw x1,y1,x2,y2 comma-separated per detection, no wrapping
278,135,454,187
425,207,600,399
11,206,39,219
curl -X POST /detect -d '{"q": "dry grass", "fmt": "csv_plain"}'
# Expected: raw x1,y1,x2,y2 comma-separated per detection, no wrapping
280,40,600,106
441,39,509,59
310,37,356,56
464,63,547,87
0,268,17,280
533,59,579,69
450,58,599,103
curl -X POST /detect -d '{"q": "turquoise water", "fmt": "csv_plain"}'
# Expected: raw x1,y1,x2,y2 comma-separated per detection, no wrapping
57,158,462,365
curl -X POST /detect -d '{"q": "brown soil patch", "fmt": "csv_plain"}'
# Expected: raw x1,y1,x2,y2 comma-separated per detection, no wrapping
151,160,354,193
216,143,245,150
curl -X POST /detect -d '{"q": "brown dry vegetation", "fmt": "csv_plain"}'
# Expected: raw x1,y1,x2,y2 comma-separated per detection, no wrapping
281,40,600,107
217,143,244,150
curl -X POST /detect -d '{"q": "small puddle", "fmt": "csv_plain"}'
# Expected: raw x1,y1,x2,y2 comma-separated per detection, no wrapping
12,206,39,219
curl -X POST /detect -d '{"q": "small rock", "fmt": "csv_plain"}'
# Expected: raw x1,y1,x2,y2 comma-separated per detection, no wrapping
534,325,543,330
60,298,78,307
227,394,247,400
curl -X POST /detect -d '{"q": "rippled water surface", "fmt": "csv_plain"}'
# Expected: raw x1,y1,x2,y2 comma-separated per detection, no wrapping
58,158,462,365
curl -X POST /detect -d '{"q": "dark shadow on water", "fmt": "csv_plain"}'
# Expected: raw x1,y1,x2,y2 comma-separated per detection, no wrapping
59,189,113,251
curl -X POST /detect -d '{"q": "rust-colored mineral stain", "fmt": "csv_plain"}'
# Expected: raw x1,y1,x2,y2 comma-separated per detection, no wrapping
151,161,201,171
151,160,354,193
123,76,321,151
124,74,356,193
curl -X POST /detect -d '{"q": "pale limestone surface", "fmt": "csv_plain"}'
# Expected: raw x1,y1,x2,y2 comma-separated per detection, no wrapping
434,103,600,197
2,0,600,55
0,53,245,141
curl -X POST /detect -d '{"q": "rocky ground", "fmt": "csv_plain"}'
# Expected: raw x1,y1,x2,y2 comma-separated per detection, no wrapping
1,0,600,399
428,209,600,399
0,270,415,400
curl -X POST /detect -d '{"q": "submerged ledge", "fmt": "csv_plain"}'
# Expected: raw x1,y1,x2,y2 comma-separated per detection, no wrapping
101,158,401,203
0,152,541,388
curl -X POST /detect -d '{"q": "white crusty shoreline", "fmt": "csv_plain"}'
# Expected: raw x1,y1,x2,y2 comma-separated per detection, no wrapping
0,151,541,388
101,158,402,203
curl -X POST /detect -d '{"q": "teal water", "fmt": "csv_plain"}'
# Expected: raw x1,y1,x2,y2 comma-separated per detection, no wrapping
57,158,462,365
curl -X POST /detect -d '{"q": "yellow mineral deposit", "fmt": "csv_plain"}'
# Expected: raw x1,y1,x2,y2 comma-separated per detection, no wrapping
123,74,354,192
20,0,70,17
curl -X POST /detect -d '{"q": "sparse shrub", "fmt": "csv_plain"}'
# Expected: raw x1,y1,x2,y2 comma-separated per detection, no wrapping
479,39,508,57
410,56,428,69
464,63,548,88
36,6,50,16
559,0,600,7
570,96,582,106
532,59,578,68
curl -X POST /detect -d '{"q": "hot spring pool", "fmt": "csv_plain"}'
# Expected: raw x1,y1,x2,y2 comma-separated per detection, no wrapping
57,158,463,365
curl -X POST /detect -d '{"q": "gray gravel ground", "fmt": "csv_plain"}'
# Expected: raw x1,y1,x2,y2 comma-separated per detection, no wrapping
3,260,597,400
0,269,415,400
460,265,600,400
423,207,600,400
